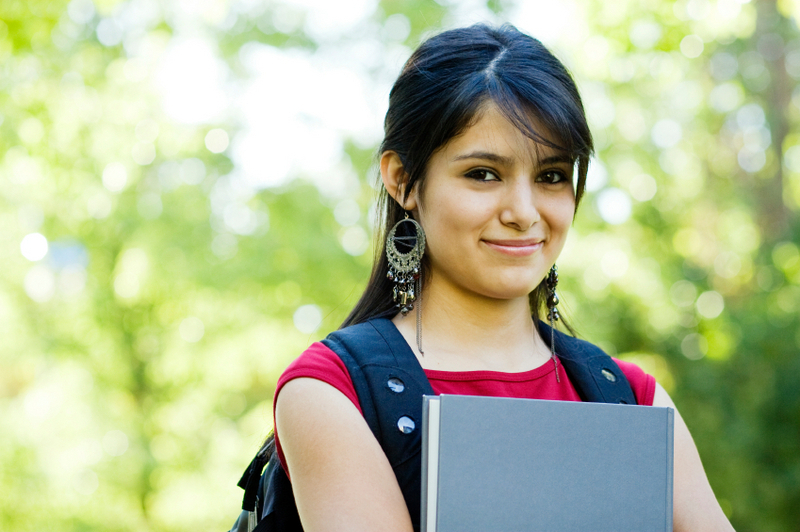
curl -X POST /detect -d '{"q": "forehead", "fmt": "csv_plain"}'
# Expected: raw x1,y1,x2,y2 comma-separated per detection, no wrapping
438,103,570,164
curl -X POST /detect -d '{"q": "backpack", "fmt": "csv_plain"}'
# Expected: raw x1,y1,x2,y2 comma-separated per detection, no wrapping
227,318,637,532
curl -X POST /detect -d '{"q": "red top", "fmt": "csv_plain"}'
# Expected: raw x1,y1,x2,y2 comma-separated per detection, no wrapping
273,342,657,477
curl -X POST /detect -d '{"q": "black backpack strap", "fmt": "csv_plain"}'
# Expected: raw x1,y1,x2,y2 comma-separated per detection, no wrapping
538,320,637,405
259,453,302,531
322,318,434,532
237,451,267,512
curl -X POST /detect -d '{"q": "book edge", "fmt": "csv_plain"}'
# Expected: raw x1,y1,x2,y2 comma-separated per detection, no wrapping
666,406,675,532
421,395,441,532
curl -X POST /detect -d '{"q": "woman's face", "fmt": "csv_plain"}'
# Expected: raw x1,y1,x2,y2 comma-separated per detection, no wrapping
411,103,576,302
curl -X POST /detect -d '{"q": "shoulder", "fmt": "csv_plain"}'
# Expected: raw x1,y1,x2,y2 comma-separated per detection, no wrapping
273,342,414,531
611,357,657,406
279,341,348,382
272,341,363,479
275,341,362,413
274,376,414,531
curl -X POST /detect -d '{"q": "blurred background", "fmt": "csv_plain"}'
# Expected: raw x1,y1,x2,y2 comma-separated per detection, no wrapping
1,0,799,530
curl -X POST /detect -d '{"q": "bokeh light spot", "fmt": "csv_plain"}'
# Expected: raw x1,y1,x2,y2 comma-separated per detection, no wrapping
180,158,206,184
785,49,800,79
205,128,229,153
680,35,704,58
293,304,322,334
102,430,129,457
714,251,742,278
132,142,156,165
772,241,799,271
223,204,261,235
737,148,766,173
709,82,744,113
67,0,95,24
696,291,725,319
96,18,122,47
334,199,360,226
24,265,56,302
629,20,662,50
670,280,698,307
686,0,712,20
102,162,128,193
585,159,608,192
784,145,800,172
114,274,140,299
20,233,48,261
114,248,149,299
737,103,766,128
600,249,629,279
651,119,683,148
629,174,657,201
384,13,411,42
340,226,369,256
595,188,632,225
681,332,708,360
710,52,738,80
179,317,205,343
156,38,230,124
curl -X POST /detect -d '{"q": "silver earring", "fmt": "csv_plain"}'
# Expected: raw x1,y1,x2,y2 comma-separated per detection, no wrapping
386,213,425,354
545,265,560,382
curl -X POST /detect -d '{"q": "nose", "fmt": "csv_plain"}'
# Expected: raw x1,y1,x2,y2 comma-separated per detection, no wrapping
499,178,540,230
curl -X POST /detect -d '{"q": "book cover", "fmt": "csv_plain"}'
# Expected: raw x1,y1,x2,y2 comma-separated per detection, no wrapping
421,394,674,532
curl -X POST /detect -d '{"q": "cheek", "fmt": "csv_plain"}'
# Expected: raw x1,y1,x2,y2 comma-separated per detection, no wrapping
419,195,485,265
556,208,575,233
544,195,576,233
425,193,493,242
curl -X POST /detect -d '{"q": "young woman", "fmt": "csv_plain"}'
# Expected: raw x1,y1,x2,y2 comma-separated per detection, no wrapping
274,24,734,532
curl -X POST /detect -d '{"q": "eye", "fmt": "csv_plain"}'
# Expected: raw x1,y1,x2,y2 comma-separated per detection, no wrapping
537,170,568,184
465,168,500,181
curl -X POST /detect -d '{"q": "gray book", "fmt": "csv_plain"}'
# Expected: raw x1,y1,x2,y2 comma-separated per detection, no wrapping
421,394,674,532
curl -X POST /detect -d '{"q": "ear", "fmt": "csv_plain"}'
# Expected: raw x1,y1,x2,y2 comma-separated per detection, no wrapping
380,151,418,211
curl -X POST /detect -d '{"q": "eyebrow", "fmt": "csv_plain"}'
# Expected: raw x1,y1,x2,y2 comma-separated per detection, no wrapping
452,151,575,167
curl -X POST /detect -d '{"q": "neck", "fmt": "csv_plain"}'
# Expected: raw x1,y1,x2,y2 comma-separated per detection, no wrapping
392,273,552,372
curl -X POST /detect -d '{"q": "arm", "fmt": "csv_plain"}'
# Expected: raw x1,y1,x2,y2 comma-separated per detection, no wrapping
275,377,414,532
652,383,735,531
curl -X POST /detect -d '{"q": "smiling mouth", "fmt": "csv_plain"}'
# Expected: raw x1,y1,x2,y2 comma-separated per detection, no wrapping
482,239,544,257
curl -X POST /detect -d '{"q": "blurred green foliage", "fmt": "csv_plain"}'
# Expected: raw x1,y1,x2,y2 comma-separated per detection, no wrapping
1,0,799,530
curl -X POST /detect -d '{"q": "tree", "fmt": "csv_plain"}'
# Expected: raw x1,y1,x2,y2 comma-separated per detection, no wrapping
1,0,797,530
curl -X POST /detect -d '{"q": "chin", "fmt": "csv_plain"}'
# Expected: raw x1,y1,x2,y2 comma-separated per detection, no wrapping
480,273,542,299
479,284,538,301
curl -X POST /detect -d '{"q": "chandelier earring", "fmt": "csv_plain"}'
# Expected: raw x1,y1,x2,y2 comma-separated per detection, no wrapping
545,264,561,382
386,213,426,354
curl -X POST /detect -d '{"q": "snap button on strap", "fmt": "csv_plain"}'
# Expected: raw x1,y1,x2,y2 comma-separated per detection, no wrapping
601,368,617,382
397,416,415,434
387,377,405,393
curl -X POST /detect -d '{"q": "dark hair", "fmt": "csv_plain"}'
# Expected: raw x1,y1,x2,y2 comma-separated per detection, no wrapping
342,23,593,328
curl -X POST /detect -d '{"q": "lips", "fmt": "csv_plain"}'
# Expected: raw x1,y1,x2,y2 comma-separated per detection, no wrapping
482,238,544,257
484,238,542,247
